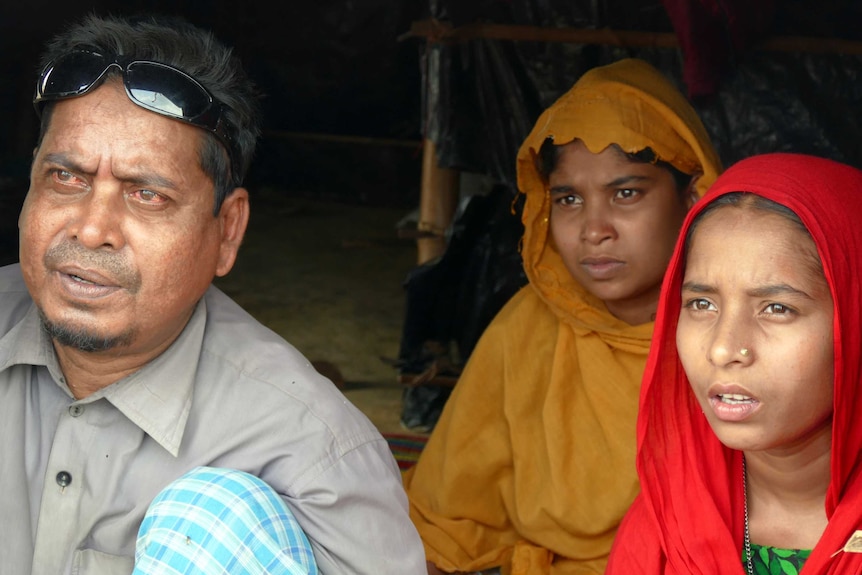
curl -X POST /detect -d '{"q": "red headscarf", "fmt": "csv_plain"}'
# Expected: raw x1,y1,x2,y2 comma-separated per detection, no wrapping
605,153,862,574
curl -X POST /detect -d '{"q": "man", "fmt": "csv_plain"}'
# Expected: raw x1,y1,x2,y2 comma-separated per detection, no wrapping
1,13,425,574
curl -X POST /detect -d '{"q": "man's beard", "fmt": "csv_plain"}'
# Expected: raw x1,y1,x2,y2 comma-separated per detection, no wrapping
36,241,140,353
39,310,132,353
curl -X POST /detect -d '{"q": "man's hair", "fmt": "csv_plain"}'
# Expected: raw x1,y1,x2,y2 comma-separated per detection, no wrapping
537,137,694,196
35,13,262,214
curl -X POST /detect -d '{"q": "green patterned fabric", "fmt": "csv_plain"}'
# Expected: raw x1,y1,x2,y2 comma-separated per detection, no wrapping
742,543,811,575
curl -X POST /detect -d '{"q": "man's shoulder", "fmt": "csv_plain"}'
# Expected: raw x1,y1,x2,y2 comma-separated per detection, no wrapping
0,263,28,294
197,285,365,419
0,264,34,328
200,285,310,372
194,285,384,469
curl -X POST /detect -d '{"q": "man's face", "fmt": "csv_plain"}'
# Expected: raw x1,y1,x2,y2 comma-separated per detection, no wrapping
20,79,247,358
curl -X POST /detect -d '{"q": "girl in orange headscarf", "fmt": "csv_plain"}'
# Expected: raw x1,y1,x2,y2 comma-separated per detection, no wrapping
403,58,721,575
606,153,862,574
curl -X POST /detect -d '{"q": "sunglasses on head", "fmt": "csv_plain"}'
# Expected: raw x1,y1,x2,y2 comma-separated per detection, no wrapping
33,50,240,185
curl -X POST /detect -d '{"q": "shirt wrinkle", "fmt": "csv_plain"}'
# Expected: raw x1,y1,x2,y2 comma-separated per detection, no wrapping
0,263,425,574
290,433,390,493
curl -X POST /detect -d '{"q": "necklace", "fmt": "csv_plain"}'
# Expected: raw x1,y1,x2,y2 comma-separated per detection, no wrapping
743,457,754,575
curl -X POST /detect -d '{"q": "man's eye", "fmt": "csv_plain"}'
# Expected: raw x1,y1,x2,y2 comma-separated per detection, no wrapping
53,169,82,185
130,189,168,205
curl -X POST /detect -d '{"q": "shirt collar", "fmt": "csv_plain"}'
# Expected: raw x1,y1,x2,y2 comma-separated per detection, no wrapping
0,297,208,457
0,303,65,380
98,298,207,456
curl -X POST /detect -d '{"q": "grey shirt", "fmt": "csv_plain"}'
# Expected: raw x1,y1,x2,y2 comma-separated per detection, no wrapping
0,264,425,574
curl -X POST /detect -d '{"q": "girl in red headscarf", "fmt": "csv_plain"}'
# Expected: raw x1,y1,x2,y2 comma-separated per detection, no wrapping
605,153,862,575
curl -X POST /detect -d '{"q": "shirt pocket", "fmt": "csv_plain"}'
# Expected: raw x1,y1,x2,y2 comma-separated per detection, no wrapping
72,548,134,575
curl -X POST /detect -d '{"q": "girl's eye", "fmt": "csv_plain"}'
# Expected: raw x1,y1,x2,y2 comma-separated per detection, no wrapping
685,298,715,312
555,194,582,207
764,303,792,315
615,188,640,201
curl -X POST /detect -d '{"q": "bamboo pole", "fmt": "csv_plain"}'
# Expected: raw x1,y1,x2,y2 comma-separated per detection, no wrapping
416,138,459,265
403,19,862,55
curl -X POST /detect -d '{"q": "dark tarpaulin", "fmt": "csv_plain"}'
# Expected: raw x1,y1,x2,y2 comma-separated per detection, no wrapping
424,0,862,181
399,0,862,430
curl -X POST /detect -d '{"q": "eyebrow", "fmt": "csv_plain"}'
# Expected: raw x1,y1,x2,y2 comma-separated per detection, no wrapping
606,174,651,188
42,152,179,190
42,152,83,173
549,174,651,195
681,281,813,300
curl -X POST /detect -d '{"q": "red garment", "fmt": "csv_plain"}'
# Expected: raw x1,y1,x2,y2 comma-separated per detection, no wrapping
605,153,862,574
661,0,775,98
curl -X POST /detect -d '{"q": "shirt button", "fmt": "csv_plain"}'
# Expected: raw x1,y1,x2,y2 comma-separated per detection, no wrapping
69,405,85,417
56,471,72,488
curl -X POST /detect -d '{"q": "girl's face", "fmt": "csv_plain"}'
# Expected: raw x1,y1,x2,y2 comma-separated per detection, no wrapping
548,140,694,325
676,205,834,453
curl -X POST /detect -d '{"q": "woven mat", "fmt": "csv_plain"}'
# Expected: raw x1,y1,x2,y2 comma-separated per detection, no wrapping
383,433,429,472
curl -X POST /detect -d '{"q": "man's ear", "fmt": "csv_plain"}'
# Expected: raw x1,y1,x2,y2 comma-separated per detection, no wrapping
215,187,250,277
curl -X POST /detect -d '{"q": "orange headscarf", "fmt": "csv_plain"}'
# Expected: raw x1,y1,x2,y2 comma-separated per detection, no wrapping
519,58,721,327
404,58,721,575
606,153,862,574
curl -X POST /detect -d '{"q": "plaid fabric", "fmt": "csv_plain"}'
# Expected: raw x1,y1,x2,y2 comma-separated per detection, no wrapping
133,467,317,575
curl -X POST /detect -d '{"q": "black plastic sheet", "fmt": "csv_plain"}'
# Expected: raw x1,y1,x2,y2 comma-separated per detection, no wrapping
422,2,862,181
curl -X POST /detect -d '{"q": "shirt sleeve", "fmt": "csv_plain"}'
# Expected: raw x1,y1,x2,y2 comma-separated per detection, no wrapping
274,436,427,575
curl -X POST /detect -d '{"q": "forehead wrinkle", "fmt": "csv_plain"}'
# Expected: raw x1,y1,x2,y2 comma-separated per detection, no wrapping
117,170,179,191
747,284,813,300
41,151,87,173
42,148,180,191
680,281,714,294
48,82,191,189
682,280,812,300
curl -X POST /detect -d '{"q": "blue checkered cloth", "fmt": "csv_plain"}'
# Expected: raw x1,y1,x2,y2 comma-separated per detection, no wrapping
133,467,318,575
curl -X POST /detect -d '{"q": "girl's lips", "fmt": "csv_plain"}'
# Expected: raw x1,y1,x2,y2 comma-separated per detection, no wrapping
708,392,760,422
580,257,624,280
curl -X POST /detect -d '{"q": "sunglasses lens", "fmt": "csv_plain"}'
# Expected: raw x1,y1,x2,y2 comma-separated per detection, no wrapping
39,52,110,98
126,62,213,121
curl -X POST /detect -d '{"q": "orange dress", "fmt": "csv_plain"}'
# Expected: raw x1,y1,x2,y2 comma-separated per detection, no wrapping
403,58,722,575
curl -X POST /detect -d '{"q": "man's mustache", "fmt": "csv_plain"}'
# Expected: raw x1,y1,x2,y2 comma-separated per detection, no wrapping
43,242,141,293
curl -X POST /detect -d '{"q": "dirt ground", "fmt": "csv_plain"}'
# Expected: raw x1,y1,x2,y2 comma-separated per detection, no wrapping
214,187,418,435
